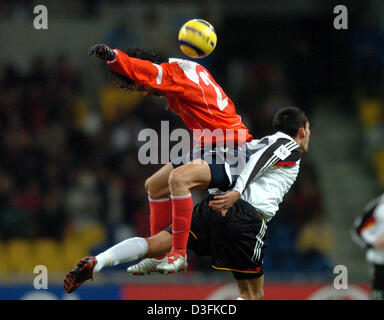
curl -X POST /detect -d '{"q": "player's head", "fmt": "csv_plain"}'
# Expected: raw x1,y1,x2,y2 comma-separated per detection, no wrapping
108,48,167,96
272,106,310,153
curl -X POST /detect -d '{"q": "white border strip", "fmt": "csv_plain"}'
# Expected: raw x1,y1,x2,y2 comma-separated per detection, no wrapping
171,193,192,200
148,197,171,203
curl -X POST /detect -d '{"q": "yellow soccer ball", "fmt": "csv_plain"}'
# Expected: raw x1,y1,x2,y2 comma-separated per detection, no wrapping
178,19,217,58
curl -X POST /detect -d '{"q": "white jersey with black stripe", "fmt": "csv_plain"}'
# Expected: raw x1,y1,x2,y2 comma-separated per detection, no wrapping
233,131,302,222
352,194,384,264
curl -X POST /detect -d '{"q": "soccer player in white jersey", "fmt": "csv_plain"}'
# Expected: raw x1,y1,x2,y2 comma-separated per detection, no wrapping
352,193,384,299
64,107,310,300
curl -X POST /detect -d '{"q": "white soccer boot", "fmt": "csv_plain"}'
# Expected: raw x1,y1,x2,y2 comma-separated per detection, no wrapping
127,257,167,275
156,252,188,274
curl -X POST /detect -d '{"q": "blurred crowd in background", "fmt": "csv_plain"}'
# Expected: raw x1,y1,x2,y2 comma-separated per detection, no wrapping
1,0,382,277
354,13,384,190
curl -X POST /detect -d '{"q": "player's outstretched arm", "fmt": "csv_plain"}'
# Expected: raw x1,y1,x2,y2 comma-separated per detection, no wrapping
88,43,116,61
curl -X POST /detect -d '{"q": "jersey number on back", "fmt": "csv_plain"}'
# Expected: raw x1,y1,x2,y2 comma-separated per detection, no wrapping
171,59,229,111
199,71,228,111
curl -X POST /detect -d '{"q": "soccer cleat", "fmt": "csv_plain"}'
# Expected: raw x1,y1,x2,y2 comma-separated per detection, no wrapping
127,257,167,275
156,252,188,274
63,256,97,294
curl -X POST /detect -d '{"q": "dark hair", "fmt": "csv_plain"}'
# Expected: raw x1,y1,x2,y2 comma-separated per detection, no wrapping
107,48,167,91
272,106,308,137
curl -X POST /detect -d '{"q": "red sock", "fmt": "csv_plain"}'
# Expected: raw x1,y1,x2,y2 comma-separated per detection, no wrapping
149,197,172,236
171,194,193,257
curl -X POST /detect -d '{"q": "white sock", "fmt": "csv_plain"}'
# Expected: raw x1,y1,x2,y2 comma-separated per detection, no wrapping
236,297,246,300
94,237,148,272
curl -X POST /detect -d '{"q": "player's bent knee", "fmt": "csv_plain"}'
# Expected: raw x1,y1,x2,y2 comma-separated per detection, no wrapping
241,289,263,300
144,177,158,198
236,277,264,300
144,177,151,194
168,169,187,189
145,176,167,199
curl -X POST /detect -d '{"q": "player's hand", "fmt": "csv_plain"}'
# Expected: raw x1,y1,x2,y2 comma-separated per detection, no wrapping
374,235,384,250
88,43,116,61
208,190,240,212
221,209,228,217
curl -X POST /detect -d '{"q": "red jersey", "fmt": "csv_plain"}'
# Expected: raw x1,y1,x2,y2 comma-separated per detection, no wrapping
107,49,253,146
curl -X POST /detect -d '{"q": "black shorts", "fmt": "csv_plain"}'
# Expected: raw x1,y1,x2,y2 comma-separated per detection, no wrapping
171,145,249,192
371,264,384,299
167,197,266,279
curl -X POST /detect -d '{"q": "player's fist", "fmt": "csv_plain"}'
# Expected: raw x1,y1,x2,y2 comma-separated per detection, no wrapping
88,43,116,61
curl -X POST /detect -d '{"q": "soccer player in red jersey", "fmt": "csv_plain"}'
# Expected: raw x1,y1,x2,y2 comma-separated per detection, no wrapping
87,44,253,273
